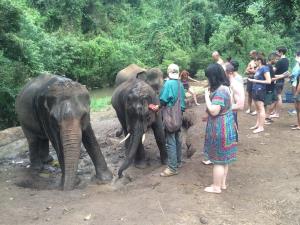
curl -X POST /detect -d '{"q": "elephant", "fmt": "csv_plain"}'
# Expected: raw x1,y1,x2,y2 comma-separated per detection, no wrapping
115,64,164,93
16,74,113,190
111,75,167,178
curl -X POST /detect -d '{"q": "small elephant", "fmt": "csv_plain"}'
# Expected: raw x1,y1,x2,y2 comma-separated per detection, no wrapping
16,74,113,190
115,64,164,93
111,76,167,178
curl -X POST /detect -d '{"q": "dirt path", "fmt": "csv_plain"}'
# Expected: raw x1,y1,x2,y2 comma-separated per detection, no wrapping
0,103,300,225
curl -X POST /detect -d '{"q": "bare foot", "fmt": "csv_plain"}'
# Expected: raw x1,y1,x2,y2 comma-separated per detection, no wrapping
253,128,264,134
204,185,221,194
250,125,258,130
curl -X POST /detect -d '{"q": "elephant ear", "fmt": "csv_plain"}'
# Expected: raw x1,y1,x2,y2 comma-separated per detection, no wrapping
136,71,147,81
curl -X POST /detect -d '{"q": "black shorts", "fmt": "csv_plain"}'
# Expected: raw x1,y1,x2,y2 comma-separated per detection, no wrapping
275,83,284,94
252,88,266,102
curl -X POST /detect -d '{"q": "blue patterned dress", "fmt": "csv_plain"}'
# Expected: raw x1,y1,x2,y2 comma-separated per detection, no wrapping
204,85,237,164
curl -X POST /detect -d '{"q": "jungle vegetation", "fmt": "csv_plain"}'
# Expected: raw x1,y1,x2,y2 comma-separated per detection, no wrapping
0,0,299,129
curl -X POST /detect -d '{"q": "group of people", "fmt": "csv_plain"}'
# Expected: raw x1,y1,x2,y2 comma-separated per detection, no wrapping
150,46,300,194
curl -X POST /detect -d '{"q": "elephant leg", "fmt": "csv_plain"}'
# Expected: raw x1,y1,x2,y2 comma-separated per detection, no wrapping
28,138,43,170
82,124,113,183
22,128,43,170
151,118,167,164
38,139,53,164
134,142,147,169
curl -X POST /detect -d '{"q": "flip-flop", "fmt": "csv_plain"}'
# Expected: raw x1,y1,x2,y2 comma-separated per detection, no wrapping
291,127,300,130
202,160,212,165
289,124,298,127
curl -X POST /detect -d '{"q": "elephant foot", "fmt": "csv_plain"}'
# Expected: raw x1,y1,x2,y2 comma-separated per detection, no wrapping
134,159,148,169
93,169,113,184
30,160,43,170
41,155,54,164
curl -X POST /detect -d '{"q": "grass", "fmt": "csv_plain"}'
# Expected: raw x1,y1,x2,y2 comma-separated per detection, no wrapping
90,96,112,112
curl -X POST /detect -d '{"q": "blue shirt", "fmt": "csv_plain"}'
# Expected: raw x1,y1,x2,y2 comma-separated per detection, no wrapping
159,79,186,111
252,65,269,91
291,63,300,83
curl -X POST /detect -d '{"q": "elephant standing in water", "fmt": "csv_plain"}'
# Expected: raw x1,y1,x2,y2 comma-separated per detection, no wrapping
16,74,113,190
112,71,167,178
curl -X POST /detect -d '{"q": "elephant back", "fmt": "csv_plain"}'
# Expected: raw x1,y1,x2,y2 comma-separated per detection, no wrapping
115,64,146,87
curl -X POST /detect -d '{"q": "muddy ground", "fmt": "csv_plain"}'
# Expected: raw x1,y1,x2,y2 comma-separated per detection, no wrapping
0,100,300,225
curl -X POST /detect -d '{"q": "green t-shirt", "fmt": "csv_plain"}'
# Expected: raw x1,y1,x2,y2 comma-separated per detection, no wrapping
159,79,185,111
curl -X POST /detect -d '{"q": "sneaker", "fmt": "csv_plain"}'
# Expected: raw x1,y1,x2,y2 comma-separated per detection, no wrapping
245,109,251,114
160,167,178,177
250,111,257,116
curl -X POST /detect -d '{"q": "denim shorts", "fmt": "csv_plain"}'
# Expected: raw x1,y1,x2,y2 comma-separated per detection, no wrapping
252,88,266,102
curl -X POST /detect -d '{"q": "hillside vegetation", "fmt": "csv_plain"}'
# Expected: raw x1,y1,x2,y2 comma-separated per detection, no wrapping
0,0,299,129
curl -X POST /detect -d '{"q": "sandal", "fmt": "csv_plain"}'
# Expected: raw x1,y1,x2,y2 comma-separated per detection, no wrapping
160,168,178,177
291,127,300,130
202,160,212,165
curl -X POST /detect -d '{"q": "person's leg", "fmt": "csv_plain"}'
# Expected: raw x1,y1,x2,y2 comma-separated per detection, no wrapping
188,89,200,105
175,130,182,167
250,100,259,129
272,85,283,117
253,101,265,133
164,131,177,172
204,164,223,193
222,164,229,189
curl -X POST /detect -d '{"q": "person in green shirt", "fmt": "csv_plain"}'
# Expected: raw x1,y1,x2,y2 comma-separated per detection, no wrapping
150,64,185,176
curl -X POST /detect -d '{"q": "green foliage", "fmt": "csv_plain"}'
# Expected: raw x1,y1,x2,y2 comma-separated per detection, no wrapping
90,97,111,111
0,0,298,129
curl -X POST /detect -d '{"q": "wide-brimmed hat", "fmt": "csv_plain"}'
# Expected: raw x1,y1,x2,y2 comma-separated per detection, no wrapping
167,64,179,79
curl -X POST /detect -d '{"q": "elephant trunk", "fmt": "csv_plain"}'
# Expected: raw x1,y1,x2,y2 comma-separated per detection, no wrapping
60,120,82,191
118,123,143,178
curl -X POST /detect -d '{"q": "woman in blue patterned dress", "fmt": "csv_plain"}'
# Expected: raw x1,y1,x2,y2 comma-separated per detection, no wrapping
203,63,237,194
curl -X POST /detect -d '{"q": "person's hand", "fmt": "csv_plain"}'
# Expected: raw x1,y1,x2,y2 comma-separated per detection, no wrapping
283,71,290,78
204,87,210,97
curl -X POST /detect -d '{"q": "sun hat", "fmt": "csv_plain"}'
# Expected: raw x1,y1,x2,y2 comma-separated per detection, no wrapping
167,64,179,79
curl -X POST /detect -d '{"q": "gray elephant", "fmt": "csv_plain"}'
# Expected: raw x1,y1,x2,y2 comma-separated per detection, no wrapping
115,64,164,93
111,74,167,178
16,74,113,190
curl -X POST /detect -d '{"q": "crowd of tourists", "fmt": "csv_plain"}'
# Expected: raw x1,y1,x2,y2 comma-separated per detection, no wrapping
150,46,300,194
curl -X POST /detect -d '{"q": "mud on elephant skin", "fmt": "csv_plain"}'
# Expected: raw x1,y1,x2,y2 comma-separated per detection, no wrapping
111,77,167,178
182,106,206,158
115,64,164,93
15,74,113,190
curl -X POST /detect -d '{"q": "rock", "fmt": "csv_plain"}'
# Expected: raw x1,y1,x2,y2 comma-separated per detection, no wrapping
0,127,24,147
199,216,209,224
0,138,28,159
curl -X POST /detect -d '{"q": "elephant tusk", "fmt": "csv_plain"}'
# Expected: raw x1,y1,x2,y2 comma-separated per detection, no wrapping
119,133,131,144
142,133,146,144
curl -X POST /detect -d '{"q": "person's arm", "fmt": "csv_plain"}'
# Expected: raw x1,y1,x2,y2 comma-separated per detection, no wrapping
273,71,290,80
231,86,245,111
248,72,271,84
295,82,300,95
205,88,221,116
188,76,200,83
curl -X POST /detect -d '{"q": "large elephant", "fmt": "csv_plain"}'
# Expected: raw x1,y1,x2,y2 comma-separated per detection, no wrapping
16,74,113,190
111,76,167,178
115,64,164,93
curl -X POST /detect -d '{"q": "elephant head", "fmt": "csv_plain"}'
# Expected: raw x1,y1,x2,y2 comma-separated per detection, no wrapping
112,78,166,178
136,68,164,94
39,79,91,189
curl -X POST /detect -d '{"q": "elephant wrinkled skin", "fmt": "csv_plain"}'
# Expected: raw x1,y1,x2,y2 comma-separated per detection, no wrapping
16,74,113,190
